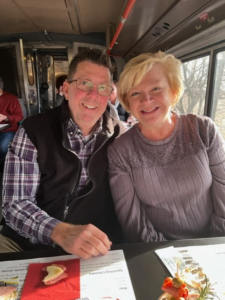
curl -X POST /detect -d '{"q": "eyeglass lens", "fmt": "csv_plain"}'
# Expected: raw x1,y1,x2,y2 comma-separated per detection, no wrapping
76,79,112,96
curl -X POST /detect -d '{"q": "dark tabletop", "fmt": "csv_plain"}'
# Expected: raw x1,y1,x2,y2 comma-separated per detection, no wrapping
0,237,225,299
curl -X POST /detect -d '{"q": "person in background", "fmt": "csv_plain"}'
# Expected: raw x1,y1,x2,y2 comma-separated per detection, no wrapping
0,49,125,256
108,80,137,128
0,77,23,169
108,51,225,242
108,81,129,122
56,85,64,106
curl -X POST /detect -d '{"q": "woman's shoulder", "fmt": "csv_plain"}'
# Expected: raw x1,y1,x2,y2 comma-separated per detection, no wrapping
179,113,215,130
109,125,138,151
178,113,222,149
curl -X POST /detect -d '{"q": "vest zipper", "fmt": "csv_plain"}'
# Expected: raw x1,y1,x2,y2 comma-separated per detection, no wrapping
63,205,69,221
84,132,113,195
62,124,113,220
63,194,69,221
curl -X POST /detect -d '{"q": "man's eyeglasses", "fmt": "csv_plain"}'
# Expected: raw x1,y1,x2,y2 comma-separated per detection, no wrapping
67,78,113,96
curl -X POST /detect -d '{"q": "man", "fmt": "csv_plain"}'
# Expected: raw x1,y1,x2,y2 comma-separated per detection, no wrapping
0,77,23,168
0,49,125,258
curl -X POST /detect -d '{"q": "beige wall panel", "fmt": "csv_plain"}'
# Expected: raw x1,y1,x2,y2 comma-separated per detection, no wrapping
0,3,37,33
14,0,68,9
19,7,79,33
77,0,126,33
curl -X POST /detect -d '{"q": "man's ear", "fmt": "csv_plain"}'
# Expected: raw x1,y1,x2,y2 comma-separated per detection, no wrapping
63,81,69,100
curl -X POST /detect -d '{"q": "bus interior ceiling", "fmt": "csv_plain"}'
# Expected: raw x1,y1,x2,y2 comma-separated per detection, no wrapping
0,0,225,59
0,0,225,122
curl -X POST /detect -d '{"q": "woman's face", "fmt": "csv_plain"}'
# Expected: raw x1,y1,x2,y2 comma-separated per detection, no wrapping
127,64,175,130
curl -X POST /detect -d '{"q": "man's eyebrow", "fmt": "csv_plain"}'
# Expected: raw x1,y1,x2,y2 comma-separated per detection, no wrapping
75,77,111,85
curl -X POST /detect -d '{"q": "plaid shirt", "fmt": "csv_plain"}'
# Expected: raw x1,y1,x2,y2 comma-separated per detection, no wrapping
2,118,103,245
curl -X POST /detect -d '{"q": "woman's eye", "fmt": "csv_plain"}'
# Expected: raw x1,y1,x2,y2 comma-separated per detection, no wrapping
152,87,161,91
130,92,140,97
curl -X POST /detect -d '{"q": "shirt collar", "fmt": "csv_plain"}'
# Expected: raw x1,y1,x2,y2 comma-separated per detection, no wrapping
67,116,103,138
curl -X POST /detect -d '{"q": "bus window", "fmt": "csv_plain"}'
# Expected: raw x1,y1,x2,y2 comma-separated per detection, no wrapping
174,56,210,116
211,50,225,138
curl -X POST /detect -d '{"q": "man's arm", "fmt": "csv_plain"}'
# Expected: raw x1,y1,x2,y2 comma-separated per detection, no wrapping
2,127,111,258
6,96,23,123
2,127,60,245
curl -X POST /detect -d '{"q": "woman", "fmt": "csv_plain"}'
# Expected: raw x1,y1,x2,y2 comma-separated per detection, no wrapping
108,51,225,242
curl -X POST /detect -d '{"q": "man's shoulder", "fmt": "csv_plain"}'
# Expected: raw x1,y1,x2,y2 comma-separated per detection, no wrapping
22,107,61,132
2,91,18,100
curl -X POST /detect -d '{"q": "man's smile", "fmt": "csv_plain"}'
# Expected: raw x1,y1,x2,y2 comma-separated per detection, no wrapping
82,103,97,110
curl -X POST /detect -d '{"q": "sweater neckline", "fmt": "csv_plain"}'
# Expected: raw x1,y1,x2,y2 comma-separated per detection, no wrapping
134,112,180,145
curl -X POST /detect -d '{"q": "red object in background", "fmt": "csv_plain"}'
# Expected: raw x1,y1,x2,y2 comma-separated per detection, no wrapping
21,259,80,300
199,12,209,21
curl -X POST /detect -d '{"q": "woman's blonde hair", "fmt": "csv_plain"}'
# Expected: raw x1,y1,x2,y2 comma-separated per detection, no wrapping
118,51,184,112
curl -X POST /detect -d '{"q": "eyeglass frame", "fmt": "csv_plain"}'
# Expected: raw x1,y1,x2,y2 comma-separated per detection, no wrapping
67,78,114,96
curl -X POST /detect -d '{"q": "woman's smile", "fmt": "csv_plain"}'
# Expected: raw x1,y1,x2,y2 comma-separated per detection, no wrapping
140,106,159,114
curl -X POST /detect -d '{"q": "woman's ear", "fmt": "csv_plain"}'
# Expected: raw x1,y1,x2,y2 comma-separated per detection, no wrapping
171,93,178,107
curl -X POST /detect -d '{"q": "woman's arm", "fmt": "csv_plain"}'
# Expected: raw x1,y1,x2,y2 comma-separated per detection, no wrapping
207,121,225,236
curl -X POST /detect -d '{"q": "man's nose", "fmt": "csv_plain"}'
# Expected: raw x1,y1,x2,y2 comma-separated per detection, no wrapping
86,86,99,97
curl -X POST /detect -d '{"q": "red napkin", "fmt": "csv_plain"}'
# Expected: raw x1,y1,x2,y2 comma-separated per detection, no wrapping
21,259,80,300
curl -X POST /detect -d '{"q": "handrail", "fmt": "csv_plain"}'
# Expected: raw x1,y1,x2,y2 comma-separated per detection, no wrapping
107,0,136,55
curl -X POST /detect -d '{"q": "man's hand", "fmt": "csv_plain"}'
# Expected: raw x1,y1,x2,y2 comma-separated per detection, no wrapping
0,114,7,122
51,223,112,259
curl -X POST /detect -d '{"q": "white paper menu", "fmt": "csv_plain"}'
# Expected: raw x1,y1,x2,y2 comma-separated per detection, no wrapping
0,249,136,300
155,244,225,299
0,124,9,130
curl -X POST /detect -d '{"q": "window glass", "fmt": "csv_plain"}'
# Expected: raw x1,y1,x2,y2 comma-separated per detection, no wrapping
211,51,225,138
174,56,210,115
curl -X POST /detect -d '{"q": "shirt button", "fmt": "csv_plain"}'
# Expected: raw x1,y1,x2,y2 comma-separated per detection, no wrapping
70,132,73,135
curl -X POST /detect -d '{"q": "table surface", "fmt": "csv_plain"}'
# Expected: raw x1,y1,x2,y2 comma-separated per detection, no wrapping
1,237,225,299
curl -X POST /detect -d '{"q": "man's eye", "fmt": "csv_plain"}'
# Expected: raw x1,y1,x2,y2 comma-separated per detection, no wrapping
99,85,106,91
80,80,92,87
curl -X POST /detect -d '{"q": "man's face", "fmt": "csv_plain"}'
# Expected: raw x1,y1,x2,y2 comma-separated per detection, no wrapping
63,61,112,136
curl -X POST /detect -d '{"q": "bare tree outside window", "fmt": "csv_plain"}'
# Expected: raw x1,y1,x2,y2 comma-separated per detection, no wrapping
174,56,209,116
212,51,225,138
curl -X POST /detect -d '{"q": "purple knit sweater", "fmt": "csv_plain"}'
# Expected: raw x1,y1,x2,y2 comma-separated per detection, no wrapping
108,113,225,242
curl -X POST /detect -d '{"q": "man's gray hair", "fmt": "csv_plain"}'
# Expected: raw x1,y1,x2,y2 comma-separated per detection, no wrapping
0,77,4,89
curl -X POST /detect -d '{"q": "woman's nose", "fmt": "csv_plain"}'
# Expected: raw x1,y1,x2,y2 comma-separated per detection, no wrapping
140,93,152,102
